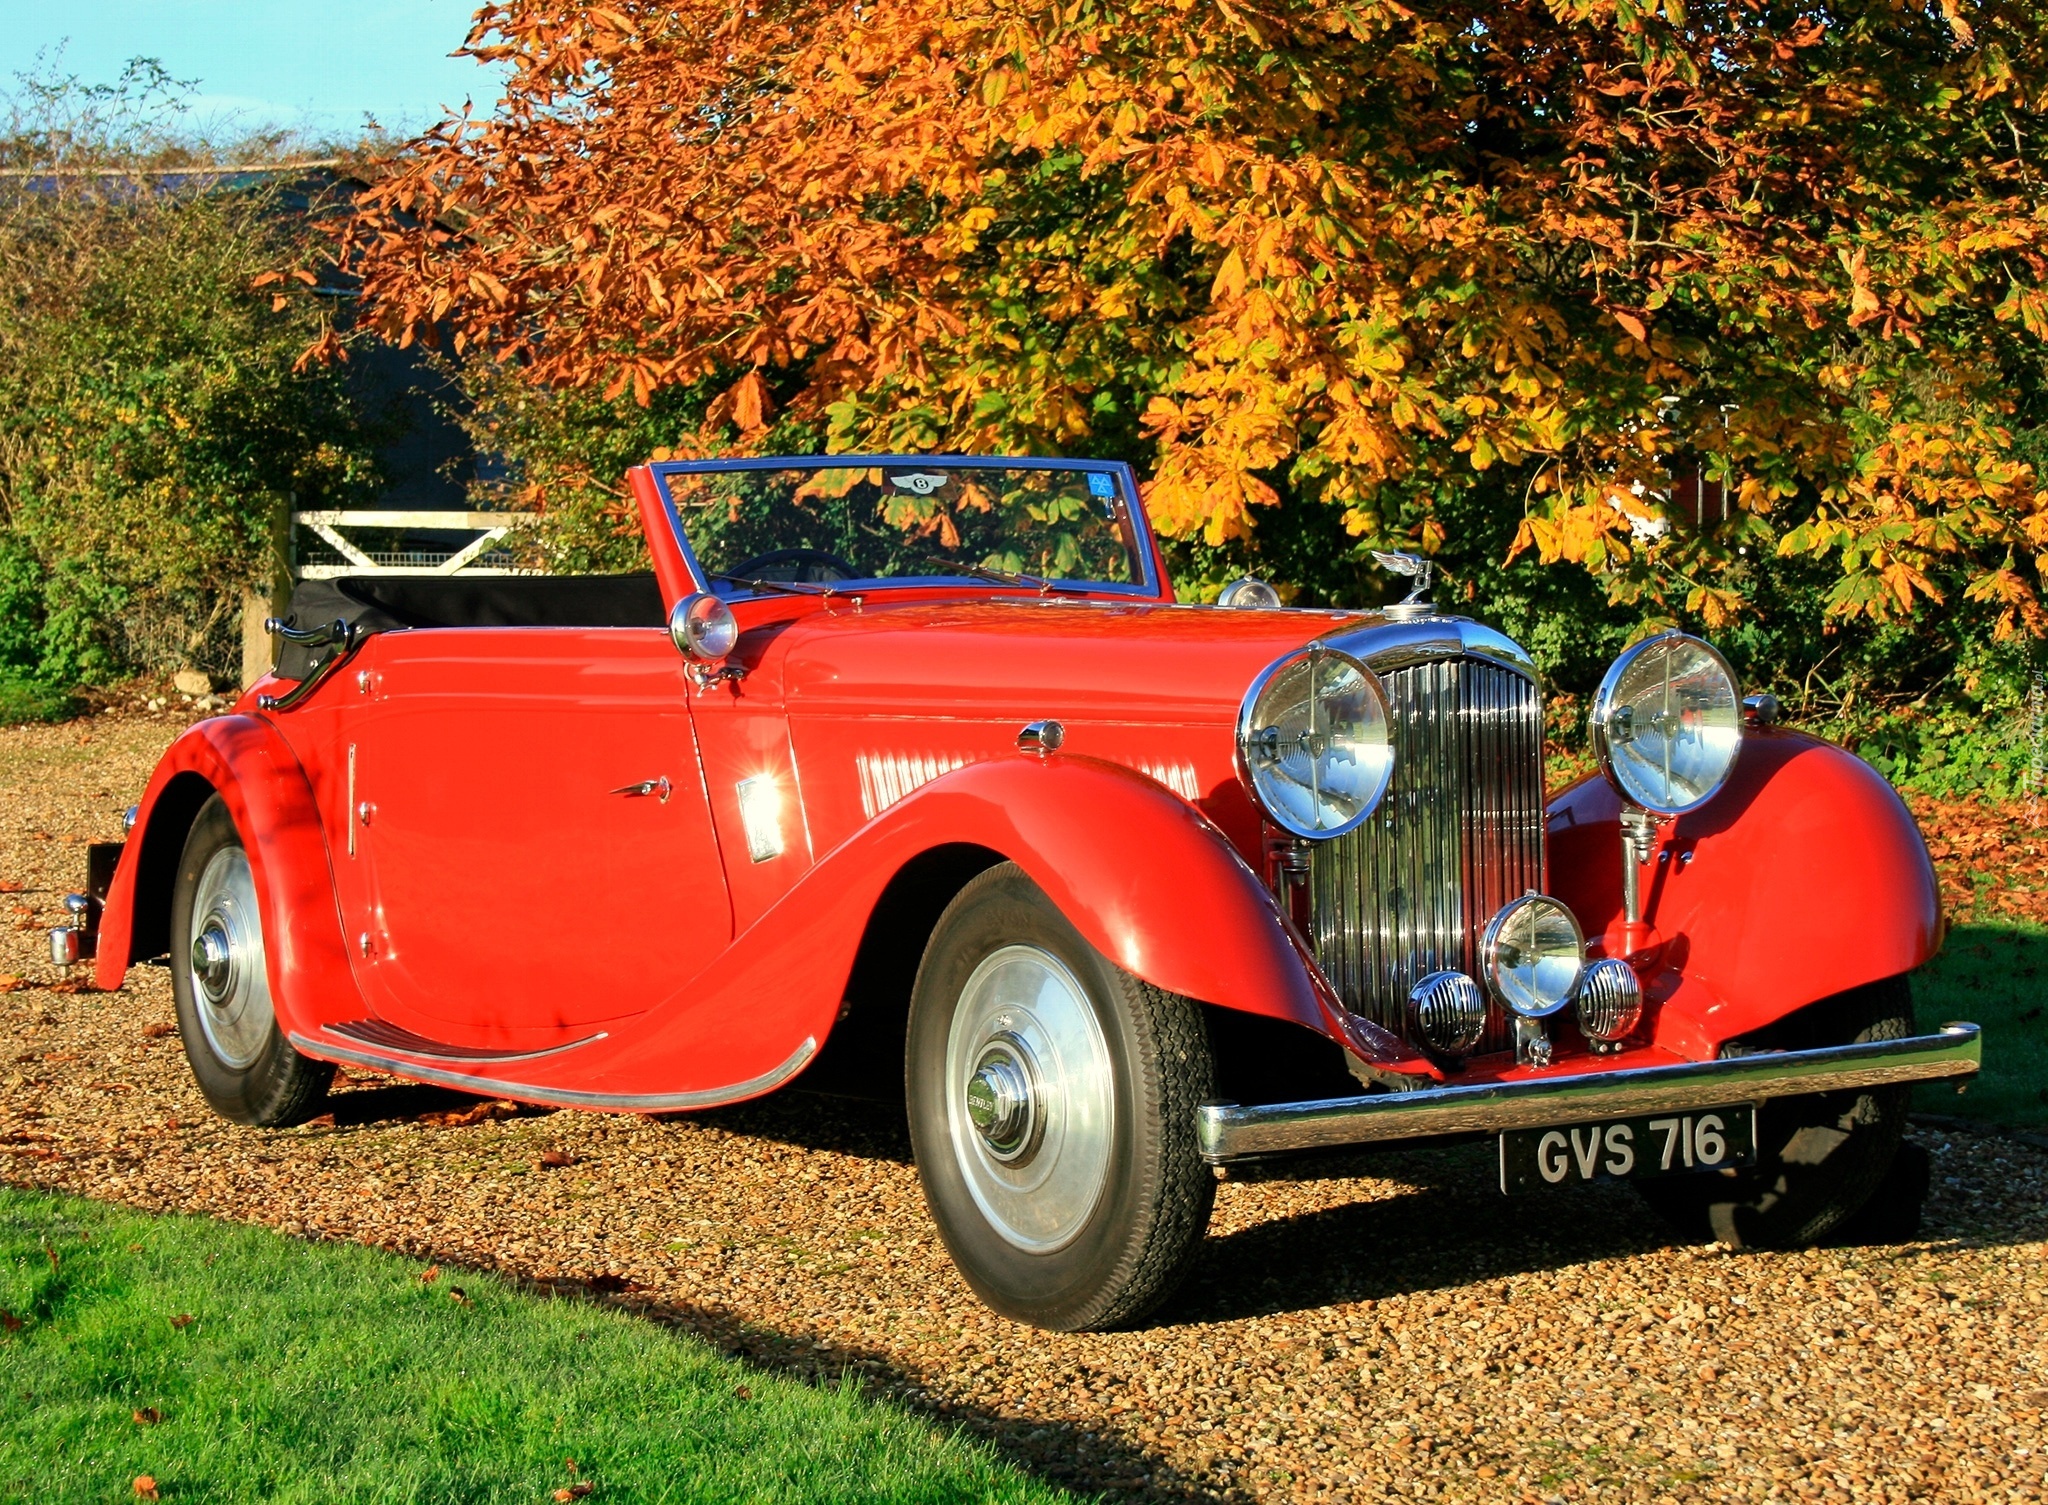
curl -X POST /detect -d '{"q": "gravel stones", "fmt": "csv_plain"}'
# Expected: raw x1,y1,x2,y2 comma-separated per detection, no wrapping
3,713,2045,1502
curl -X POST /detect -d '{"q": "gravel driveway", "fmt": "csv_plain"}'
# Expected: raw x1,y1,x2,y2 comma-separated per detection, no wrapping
4,711,2045,1503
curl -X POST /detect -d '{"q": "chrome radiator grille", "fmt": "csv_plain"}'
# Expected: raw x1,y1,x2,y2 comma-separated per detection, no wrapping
1308,658,1545,1055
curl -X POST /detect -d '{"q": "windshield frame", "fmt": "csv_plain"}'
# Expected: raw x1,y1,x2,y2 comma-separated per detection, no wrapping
646,454,1167,601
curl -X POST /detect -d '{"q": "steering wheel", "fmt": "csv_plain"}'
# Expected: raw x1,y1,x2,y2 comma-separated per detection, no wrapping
728,547,860,583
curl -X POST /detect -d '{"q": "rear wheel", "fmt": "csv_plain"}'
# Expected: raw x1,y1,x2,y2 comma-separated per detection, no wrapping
170,795,333,1127
906,863,1215,1330
1637,977,1915,1247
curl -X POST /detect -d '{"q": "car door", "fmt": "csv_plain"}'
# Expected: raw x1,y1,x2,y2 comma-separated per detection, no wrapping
341,625,732,1042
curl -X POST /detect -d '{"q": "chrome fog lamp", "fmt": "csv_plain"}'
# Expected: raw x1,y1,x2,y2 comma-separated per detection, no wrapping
670,591,739,660
1481,894,1585,1019
1408,970,1487,1056
1235,646,1395,840
1575,956,1644,1045
1589,631,1741,815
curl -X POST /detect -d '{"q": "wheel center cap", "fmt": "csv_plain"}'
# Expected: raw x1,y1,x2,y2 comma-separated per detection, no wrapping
191,921,233,999
965,1047,1035,1160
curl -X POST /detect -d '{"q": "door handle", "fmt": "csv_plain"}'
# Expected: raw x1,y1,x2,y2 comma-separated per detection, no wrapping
610,777,672,803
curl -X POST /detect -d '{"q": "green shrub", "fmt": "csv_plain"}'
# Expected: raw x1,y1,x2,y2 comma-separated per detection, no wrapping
0,674,80,724
0,64,380,688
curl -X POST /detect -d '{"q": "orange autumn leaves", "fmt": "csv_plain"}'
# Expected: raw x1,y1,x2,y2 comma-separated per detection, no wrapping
336,0,2048,634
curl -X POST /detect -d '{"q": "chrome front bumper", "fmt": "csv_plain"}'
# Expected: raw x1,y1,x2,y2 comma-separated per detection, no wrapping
1195,1024,1983,1164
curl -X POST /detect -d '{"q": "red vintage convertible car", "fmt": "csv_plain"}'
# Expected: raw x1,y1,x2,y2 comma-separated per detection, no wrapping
60,456,1979,1330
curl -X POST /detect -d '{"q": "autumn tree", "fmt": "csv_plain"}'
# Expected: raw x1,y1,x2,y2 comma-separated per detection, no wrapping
337,0,2048,662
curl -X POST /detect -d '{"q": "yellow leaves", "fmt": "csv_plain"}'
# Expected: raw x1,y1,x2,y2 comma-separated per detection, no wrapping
325,0,2048,645
1685,582,1741,630
1880,561,1942,612
1210,248,1248,303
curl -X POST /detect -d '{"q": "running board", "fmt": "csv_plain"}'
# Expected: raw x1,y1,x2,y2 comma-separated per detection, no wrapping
288,1029,819,1113
327,1019,607,1063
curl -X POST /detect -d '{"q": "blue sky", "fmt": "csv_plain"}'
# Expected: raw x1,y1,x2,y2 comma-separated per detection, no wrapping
0,1,506,141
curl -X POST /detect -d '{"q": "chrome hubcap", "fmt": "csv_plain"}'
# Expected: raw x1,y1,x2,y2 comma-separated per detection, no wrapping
945,945,1114,1253
186,846,272,1070
191,924,233,994
965,1039,1038,1161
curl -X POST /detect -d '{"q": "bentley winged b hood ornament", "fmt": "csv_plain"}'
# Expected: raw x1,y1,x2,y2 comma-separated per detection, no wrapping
1372,549,1433,612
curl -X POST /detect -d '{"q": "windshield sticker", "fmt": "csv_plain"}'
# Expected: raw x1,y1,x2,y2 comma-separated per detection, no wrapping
1086,472,1116,499
889,472,951,496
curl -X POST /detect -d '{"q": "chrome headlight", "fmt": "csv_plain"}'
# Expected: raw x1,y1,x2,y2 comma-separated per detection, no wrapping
1481,894,1585,1018
1236,646,1394,840
1589,631,1741,815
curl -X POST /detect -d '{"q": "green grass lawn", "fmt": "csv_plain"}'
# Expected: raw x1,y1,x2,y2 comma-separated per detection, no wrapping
1913,920,2048,1130
0,1188,1066,1505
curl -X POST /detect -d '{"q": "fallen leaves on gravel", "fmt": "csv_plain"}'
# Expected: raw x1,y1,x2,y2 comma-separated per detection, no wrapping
1913,792,2048,924
538,1149,576,1167
0,976,23,992
420,1098,521,1128
140,1023,175,1039
0,880,23,892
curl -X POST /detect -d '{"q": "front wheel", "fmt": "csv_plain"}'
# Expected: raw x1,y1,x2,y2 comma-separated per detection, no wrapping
906,863,1215,1330
1636,977,1915,1247
169,794,333,1127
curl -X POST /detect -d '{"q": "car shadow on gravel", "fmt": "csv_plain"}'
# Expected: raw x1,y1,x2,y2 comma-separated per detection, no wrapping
1171,1140,1671,1324
690,1090,916,1164
1168,1131,2045,1326
320,1080,554,1127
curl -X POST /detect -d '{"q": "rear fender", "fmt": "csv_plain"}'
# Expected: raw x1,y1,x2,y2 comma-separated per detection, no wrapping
94,716,363,1035
1546,729,1942,1058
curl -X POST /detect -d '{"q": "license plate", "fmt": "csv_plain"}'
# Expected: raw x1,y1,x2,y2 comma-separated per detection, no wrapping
1499,1105,1756,1194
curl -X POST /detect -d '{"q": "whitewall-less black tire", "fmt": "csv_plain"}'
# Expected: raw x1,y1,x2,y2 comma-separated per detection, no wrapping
1637,977,1916,1247
169,795,333,1127
907,863,1215,1331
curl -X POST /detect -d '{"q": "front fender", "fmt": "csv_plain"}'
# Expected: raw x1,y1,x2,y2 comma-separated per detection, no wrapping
1547,729,1942,1058
914,754,1322,1027
94,716,363,1036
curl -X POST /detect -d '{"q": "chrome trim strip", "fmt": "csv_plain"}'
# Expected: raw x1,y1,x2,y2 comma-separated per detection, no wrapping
288,1031,819,1111
1194,1024,1982,1163
1318,615,1539,682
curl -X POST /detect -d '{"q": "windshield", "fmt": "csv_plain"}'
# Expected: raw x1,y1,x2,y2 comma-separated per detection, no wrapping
654,460,1153,596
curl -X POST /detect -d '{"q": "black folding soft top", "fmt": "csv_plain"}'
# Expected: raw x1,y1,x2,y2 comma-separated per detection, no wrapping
273,573,666,681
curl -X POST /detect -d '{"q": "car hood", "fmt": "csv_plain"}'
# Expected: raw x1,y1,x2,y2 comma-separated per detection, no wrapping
767,595,1370,726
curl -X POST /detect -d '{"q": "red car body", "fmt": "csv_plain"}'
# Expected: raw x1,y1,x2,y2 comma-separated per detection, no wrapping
92,463,1942,1091
73,454,1980,1325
